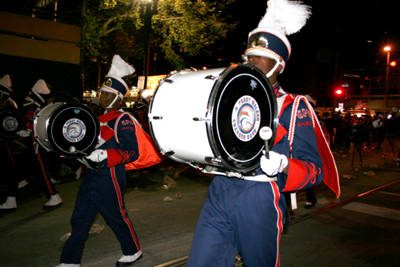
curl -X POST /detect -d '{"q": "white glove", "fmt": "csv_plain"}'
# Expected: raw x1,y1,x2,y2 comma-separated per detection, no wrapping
86,149,108,162
260,151,289,176
17,129,32,138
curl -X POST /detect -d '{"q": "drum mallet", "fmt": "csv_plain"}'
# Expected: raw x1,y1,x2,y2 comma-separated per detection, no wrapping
259,126,272,159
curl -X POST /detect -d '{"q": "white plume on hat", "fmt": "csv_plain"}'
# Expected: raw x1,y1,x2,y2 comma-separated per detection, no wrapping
107,55,135,79
100,55,135,102
32,79,51,95
0,74,12,88
23,79,51,107
258,0,311,36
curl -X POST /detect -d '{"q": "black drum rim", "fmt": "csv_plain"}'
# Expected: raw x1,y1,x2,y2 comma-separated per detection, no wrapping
148,78,163,154
206,64,278,173
46,103,100,157
0,106,27,140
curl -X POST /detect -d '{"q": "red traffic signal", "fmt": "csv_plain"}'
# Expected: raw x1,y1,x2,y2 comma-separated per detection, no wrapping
335,89,343,95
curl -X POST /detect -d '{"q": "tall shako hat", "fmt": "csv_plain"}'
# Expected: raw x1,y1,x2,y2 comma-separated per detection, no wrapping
100,55,135,101
243,0,311,77
0,74,12,96
24,79,51,107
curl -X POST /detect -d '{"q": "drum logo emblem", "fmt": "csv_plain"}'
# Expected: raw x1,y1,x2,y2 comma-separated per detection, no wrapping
2,116,18,132
231,95,260,142
63,118,86,143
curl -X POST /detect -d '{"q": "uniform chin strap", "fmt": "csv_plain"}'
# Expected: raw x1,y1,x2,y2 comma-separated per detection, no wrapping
104,93,119,109
23,97,36,107
266,60,284,78
242,55,285,78
0,90,10,98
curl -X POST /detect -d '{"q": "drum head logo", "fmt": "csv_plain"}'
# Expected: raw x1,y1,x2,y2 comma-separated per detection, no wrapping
2,116,18,132
231,95,260,142
62,118,86,143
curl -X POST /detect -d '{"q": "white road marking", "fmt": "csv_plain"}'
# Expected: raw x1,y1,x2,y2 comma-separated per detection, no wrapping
343,202,400,221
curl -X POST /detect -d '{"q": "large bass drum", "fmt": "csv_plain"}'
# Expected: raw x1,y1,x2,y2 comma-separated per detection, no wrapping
149,64,278,173
34,102,100,158
0,106,27,140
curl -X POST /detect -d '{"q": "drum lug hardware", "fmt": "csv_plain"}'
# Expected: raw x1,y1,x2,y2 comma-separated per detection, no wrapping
188,161,203,171
202,165,230,176
164,79,174,84
160,149,175,156
152,116,163,120
193,117,210,122
205,157,221,164
205,75,219,80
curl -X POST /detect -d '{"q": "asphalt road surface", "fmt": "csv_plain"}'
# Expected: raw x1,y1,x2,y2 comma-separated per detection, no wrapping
0,145,399,267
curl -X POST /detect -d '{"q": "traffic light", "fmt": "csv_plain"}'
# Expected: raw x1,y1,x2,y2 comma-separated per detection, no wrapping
335,89,343,95
390,61,397,67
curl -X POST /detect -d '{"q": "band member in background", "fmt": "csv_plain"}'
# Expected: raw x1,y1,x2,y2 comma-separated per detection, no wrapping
0,73,27,211
132,89,150,133
0,74,17,108
56,55,163,267
89,96,101,117
1,79,63,210
187,1,340,266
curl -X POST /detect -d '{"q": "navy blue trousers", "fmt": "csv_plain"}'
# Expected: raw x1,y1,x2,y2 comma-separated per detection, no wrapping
187,176,285,267
60,166,140,264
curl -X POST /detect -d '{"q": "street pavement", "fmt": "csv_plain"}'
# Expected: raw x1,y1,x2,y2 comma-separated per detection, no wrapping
0,143,399,267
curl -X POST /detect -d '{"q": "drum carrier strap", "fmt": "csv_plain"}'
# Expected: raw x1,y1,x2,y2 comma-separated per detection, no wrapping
285,95,331,210
114,112,164,170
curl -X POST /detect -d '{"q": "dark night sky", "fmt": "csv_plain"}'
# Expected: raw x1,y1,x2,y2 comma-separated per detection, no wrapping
205,0,400,106
3,0,398,105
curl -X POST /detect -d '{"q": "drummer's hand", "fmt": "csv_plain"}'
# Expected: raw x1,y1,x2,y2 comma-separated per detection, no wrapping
86,149,108,162
260,151,288,176
16,129,31,138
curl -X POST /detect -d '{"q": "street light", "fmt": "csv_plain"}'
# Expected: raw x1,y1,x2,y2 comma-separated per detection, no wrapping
384,46,391,115
333,88,343,109
143,0,152,91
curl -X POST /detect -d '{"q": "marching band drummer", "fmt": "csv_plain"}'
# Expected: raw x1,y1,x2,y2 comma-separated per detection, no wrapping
1,78,63,210
55,55,163,267
0,74,17,108
187,1,340,266
0,73,26,211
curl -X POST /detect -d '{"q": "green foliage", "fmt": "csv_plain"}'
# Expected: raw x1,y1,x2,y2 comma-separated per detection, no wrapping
34,0,237,66
83,0,143,62
82,0,236,65
153,0,236,63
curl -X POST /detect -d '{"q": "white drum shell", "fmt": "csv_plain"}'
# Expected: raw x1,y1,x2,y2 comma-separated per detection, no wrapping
34,102,62,151
149,68,225,165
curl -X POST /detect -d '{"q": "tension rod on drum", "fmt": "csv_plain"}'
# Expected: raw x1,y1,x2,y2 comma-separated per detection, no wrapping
69,146,88,156
189,163,246,179
205,75,219,80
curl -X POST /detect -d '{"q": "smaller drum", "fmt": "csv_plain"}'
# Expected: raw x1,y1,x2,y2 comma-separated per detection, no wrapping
0,106,27,140
34,102,100,158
